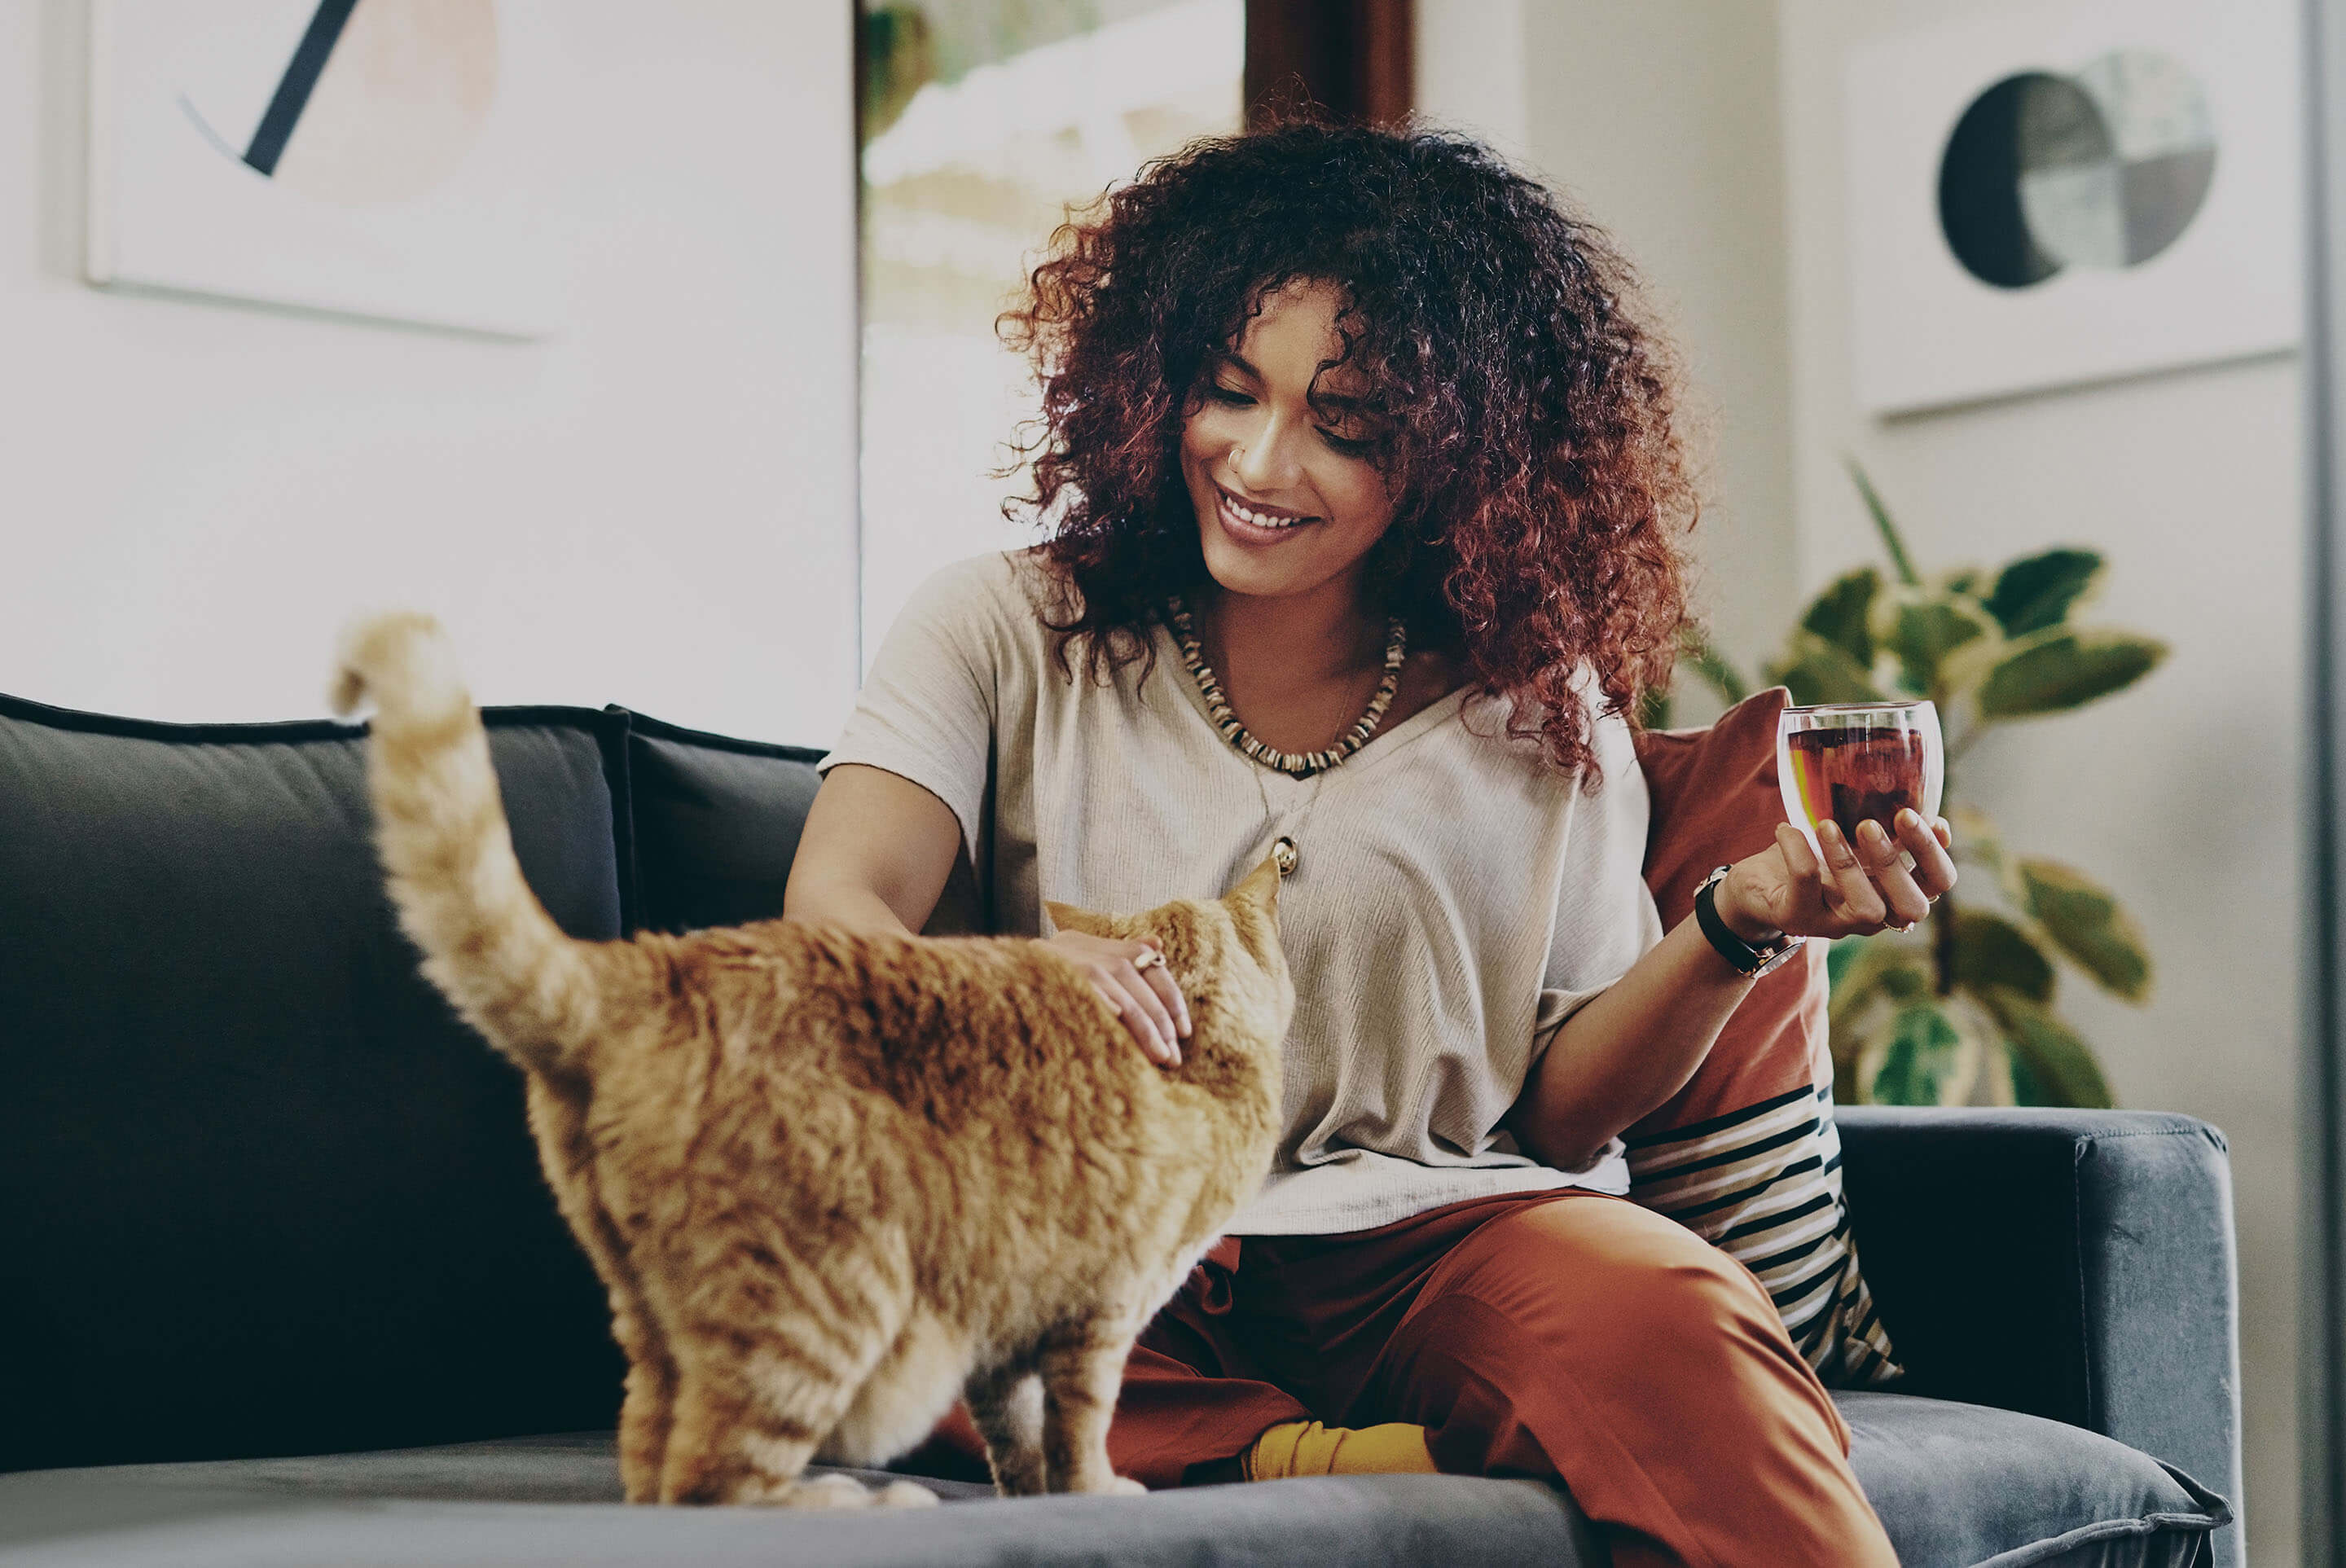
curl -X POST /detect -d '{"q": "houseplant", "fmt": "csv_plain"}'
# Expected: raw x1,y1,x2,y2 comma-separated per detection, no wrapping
1668,464,2168,1108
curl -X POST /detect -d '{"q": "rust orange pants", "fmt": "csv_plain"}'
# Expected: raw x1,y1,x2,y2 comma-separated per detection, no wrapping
924,1189,1896,1568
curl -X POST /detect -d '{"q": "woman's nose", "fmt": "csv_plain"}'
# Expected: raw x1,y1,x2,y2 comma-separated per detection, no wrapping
1231,412,1300,492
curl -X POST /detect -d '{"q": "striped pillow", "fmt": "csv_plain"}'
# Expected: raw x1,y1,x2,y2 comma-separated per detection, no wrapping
1625,1074,1898,1385
1630,688,1900,1387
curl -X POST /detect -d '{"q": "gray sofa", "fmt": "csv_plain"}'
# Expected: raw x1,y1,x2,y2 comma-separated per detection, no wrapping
0,694,2241,1566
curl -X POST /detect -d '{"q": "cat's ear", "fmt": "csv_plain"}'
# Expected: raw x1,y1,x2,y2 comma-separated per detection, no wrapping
1045,900,1110,937
1225,853,1284,917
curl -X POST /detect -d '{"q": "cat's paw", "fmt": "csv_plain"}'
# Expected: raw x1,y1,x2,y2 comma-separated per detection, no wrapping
1108,1475,1148,1496
876,1479,941,1509
782,1472,876,1509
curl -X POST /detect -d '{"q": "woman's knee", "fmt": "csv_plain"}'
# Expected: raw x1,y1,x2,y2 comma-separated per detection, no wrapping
1435,1197,1777,1356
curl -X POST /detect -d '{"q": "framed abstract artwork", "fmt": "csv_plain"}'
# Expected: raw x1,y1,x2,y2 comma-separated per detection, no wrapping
1843,0,2301,415
86,0,560,337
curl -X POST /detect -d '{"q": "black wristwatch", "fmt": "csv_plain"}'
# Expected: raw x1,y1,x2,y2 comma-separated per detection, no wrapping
1693,865,1803,978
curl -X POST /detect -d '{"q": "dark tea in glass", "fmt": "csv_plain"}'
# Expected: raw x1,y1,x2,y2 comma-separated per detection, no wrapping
1776,701,1944,853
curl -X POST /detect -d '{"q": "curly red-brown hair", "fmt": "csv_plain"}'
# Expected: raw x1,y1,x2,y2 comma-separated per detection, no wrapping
999,119,1695,780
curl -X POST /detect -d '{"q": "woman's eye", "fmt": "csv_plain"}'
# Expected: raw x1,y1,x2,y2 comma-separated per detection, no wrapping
1207,384,1255,406
1318,427,1377,458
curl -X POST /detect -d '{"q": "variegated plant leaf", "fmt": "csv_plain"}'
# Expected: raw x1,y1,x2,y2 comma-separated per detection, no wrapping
1763,630,1884,707
1799,567,1879,670
1866,998,1986,1106
1977,986,2116,1109
2017,858,2154,1002
1948,907,2056,1004
1984,547,2105,637
1973,627,2167,720
1867,586,2000,697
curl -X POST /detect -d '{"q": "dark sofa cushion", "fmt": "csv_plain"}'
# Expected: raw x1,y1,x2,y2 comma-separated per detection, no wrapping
1843,1391,2229,1567
616,709,827,934
0,1435,1599,1567
0,693,630,1475
617,707,983,936
0,1394,2229,1568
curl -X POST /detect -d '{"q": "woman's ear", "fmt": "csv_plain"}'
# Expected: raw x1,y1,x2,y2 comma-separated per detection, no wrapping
1044,900,1109,937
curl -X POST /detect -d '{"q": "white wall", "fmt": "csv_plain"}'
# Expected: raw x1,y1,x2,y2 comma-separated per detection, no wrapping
1416,0,1796,686
1780,1,2304,1559
0,1,860,746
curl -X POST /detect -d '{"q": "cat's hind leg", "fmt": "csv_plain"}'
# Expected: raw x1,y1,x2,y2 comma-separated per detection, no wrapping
821,1311,969,1469
1038,1320,1144,1496
965,1360,1048,1498
614,1324,677,1505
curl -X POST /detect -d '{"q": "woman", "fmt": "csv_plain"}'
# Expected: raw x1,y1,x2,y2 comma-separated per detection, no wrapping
785,121,1948,1566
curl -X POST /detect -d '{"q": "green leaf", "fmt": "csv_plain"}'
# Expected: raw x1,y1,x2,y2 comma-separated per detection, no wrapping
1868,999,1978,1106
1977,987,2115,1108
1638,686,1672,730
1847,459,1922,586
1941,569,1984,598
1680,631,1750,706
1799,568,1879,668
1763,632,1884,707
1828,934,1933,1034
2017,858,2154,1001
1949,908,2056,1003
1869,588,1999,696
1975,628,2168,719
1984,548,2105,637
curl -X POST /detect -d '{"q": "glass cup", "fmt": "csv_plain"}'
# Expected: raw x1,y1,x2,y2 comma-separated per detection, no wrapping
1777,700,1944,858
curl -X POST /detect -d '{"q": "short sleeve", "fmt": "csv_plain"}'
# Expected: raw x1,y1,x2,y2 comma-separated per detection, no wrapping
819,555,1012,859
1531,707,1667,1048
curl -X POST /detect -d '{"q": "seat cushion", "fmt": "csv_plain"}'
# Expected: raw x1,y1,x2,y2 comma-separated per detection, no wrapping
0,1395,2228,1568
0,1434,1595,1568
1842,1391,2230,1566
0,693,632,1475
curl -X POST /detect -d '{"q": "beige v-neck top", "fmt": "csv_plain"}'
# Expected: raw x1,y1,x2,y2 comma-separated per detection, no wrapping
820,551,1663,1235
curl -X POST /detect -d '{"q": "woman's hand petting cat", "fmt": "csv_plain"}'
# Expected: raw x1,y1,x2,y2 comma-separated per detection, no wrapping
1717,810,1957,945
1047,930,1193,1066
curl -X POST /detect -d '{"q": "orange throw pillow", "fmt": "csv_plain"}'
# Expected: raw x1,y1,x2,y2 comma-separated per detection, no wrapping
1629,687,1900,1386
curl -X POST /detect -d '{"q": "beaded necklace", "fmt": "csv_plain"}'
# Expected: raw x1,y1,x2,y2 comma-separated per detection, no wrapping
1166,595,1408,780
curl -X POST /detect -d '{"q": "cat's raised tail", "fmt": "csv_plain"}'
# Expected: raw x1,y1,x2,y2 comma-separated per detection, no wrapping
332,613,603,1077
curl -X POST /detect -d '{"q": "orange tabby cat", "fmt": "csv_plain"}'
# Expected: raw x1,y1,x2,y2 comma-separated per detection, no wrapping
330,613,1293,1509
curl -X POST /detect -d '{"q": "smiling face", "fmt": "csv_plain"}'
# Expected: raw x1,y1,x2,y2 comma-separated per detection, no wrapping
1179,279,1398,604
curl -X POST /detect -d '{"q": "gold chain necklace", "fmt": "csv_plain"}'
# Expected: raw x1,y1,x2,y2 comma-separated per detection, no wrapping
1166,595,1408,782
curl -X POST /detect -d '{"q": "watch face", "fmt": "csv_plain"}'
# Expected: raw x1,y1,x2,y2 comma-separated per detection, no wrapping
1751,940,1803,978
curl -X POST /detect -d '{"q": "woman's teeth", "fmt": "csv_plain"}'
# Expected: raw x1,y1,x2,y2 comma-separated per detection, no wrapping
1222,492,1310,529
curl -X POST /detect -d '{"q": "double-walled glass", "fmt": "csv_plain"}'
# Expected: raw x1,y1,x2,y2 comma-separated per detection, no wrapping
1776,700,1944,855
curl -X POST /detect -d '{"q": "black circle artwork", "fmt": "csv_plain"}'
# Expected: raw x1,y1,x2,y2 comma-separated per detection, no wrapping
1936,49,2218,291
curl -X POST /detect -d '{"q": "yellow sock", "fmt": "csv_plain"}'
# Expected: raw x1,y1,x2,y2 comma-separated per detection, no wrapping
1241,1421,1438,1480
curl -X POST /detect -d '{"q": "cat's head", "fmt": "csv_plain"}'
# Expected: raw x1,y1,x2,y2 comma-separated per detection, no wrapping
1043,853,1293,1052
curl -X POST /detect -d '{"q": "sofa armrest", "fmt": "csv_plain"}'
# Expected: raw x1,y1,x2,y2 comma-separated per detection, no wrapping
1835,1108,2242,1544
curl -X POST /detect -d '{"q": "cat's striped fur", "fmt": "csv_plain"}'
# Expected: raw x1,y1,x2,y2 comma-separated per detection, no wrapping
332,613,1293,1507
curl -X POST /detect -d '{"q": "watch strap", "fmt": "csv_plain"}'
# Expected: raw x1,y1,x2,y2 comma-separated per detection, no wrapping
1694,865,1800,977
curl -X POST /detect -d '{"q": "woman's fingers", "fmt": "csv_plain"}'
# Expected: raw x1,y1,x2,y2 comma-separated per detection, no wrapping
1856,819,1931,927
1136,945,1193,1039
1895,809,1958,899
1815,821,1887,929
1094,975,1179,1065
1113,956,1184,1065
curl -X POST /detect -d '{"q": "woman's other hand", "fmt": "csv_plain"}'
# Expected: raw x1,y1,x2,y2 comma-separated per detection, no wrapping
1718,810,1957,944
1046,930,1193,1067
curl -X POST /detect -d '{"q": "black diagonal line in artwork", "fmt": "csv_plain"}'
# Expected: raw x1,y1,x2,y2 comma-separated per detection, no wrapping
244,0,361,176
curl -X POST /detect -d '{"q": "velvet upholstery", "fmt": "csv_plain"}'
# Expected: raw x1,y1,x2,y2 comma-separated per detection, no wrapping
0,1394,2229,1568
1838,1107,2244,1566
0,694,630,1476
0,689,2242,1567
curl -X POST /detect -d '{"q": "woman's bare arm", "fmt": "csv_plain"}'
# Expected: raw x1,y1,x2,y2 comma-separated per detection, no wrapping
781,762,1192,1062
1511,812,1957,1171
783,763,961,938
